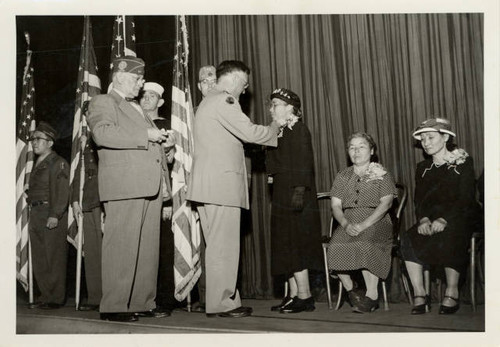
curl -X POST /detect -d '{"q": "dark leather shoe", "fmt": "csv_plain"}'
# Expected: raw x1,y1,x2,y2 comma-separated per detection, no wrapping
78,304,99,311
39,302,63,309
207,306,253,318
100,312,138,322
280,297,315,313
347,290,364,307
271,296,293,311
135,307,171,318
353,296,379,313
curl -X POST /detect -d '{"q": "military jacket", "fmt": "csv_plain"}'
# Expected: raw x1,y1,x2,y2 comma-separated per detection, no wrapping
27,151,70,219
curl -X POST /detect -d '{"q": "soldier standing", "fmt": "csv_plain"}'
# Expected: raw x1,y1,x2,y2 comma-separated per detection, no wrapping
27,121,69,309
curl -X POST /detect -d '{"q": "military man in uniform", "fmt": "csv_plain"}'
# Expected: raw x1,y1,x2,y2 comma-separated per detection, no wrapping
139,82,177,312
71,133,102,311
88,56,173,322
187,60,280,318
27,121,69,309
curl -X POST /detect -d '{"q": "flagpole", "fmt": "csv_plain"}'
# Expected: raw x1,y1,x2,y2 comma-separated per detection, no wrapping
24,31,35,308
28,237,34,307
73,16,94,311
122,16,127,52
75,154,85,310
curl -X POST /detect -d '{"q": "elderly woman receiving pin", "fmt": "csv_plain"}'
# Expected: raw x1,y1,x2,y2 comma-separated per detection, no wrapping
266,88,323,314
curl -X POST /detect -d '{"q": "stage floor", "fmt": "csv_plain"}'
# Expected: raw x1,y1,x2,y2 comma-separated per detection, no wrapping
17,298,484,334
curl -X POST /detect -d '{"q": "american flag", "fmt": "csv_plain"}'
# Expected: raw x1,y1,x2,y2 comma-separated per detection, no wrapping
171,15,201,301
68,16,101,248
110,15,136,69
16,33,36,291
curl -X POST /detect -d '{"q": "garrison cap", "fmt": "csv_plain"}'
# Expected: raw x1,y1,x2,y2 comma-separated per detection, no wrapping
199,65,216,82
36,121,58,141
112,56,145,75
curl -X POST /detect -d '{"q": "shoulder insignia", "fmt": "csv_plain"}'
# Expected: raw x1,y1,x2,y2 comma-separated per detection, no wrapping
225,96,235,105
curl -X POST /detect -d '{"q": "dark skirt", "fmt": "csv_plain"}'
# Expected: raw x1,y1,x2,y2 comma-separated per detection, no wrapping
270,179,323,277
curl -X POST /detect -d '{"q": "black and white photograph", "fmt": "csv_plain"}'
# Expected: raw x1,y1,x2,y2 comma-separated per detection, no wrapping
2,0,499,345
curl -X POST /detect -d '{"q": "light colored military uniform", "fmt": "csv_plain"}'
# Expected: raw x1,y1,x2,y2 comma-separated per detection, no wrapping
187,87,278,313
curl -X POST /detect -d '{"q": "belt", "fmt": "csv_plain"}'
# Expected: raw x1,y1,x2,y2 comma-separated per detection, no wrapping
30,200,48,207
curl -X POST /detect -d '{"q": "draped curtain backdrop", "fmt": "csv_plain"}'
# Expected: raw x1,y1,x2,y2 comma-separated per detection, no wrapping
188,14,483,299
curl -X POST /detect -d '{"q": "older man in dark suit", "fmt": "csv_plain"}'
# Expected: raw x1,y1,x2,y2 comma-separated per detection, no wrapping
88,56,173,322
187,60,280,318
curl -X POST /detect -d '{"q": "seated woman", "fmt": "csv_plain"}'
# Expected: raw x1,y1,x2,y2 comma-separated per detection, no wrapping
266,88,323,313
327,132,397,313
401,118,479,315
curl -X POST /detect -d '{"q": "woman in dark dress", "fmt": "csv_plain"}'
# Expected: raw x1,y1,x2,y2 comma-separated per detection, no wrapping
401,118,479,315
266,88,322,313
327,132,397,313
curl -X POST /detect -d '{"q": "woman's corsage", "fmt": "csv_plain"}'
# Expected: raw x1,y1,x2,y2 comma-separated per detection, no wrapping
444,148,469,166
276,114,300,137
422,148,469,177
363,162,387,182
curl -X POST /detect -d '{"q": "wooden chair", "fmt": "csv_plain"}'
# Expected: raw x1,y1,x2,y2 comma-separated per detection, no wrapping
320,183,409,311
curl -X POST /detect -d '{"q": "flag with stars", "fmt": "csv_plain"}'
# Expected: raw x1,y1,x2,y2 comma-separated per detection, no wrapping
110,15,136,70
16,33,36,291
68,16,101,249
171,15,201,301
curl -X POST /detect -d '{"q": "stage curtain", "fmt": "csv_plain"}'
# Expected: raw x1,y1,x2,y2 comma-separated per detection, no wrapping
188,14,483,299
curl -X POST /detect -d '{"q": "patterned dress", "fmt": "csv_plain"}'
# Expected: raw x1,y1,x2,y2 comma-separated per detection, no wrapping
327,165,397,279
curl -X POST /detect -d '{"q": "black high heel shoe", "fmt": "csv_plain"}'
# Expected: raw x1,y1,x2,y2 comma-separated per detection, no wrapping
270,296,293,311
411,295,430,315
439,296,460,315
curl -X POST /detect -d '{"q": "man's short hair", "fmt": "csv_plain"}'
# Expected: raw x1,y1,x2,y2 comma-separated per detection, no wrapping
216,60,250,79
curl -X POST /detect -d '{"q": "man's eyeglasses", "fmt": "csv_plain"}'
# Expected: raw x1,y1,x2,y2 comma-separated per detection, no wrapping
30,136,51,142
200,78,216,85
233,74,249,89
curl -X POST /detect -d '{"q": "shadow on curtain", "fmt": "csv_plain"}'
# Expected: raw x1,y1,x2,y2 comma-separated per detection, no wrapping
187,14,483,299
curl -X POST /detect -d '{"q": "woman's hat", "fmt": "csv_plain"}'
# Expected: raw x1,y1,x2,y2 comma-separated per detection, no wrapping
412,117,456,140
270,88,301,109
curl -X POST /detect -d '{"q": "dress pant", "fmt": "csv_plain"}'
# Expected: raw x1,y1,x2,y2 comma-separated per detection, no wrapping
197,234,206,306
29,205,68,304
197,204,241,314
82,206,103,306
100,192,162,313
156,214,176,308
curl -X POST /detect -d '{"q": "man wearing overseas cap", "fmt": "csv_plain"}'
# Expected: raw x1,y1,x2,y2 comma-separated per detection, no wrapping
187,60,281,318
197,65,216,101
139,81,179,312
88,56,174,322
26,121,69,309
